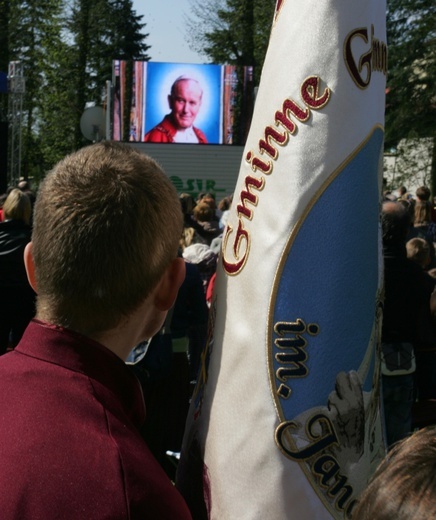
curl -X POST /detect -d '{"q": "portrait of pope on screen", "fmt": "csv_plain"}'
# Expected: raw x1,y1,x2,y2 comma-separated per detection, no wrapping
143,75,208,144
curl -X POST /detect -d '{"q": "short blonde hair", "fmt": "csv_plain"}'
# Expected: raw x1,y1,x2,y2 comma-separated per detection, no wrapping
3,189,31,224
406,237,430,267
32,141,183,335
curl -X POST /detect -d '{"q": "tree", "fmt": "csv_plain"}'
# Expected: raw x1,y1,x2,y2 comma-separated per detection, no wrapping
5,0,66,181
0,0,11,122
37,26,78,177
185,0,275,143
68,0,150,148
385,0,435,149
186,0,275,85
385,0,436,191
107,0,150,141
1,0,150,183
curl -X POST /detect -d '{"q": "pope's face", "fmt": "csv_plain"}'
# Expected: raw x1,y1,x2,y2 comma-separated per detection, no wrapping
168,79,203,130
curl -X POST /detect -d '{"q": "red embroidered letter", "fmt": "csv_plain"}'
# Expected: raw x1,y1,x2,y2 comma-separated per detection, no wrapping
301,76,331,109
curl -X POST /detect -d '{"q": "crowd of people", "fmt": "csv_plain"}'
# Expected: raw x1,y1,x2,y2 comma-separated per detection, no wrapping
381,185,436,448
0,151,434,518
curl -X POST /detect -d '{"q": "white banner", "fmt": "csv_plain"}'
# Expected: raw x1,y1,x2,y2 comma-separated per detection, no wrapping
177,1,387,518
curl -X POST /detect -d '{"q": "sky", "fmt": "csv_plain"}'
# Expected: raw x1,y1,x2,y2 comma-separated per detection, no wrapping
132,0,205,64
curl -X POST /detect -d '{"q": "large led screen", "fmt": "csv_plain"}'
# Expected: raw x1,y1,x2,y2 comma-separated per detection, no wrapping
112,60,254,145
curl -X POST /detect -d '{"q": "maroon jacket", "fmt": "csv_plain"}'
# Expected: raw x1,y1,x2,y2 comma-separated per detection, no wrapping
0,320,192,519
143,115,208,144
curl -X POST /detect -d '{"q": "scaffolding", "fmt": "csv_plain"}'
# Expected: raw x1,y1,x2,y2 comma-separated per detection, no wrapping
8,61,25,187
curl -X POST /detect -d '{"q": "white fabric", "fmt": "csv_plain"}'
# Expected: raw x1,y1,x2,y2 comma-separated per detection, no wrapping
178,1,387,519
182,243,216,264
174,126,199,143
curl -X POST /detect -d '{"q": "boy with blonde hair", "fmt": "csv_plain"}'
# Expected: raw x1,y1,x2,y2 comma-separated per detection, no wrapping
406,237,431,269
0,142,191,519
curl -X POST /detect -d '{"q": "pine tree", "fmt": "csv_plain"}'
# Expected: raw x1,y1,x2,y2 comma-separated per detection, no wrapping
5,0,66,180
2,0,150,182
69,0,150,149
0,0,10,123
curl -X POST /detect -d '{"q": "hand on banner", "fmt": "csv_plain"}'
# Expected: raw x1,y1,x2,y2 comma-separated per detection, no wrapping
327,371,365,466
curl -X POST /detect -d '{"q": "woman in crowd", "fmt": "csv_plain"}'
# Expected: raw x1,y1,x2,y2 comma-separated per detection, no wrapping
0,189,36,353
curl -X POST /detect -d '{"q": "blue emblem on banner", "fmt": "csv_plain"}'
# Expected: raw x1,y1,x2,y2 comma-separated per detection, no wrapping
270,128,384,518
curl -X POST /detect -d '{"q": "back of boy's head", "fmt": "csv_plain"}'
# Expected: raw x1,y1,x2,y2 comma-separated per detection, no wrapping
352,426,436,520
416,185,431,201
32,141,182,335
406,237,430,267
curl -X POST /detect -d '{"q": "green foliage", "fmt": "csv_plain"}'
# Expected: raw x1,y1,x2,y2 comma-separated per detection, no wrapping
186,0,275,84
0,0,10,122
0,0,10,73
386,0,436,193
185,0,275,144
4,0,434,187
186,0,435,186
68,0,150,149
386,0,436,150
6,0,67,179
4,0,150,185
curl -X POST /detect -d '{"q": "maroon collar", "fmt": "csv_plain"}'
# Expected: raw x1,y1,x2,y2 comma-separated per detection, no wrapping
14,319,146,427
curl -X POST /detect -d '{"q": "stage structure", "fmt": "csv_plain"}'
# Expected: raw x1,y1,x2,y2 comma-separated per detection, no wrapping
7,61,25,187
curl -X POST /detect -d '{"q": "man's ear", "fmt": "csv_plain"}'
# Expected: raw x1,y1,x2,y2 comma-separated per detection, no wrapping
24,242,37,293
153,257,186,311
168,94,174,110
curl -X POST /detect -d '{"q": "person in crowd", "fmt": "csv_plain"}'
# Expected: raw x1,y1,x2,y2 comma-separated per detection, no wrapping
196,192,206,203
180,192,196,228
397,198,418,240
17,178,36,225
405,237,436,403
182,242,218,296
198,192,220,219
399,195,436,268
144,76,207,144
179,194,221,250
179,193,204,251
129,260,209,480
406,237,431,269
415,184,436,224
218,194,233,230
414,197,432,233
380,201,435,448
180,226,199,252
191,201,221,246
407,189,436,268
395,185,408,200
0,192,7,222
0,142,192,519
352,426,436,519
415,185,431,203
412,187,436,245
0,189,36,354
181,200,220,295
